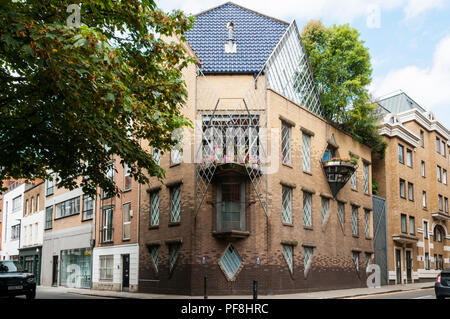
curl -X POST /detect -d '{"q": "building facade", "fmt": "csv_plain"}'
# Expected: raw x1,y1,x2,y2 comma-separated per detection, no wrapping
41,173,95,288
373,91,450,284
18,181,45,285
92,158,140,292
137,2,374,295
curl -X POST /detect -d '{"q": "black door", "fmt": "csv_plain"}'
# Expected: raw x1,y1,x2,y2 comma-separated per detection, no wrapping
52,255,59,286
395,249,402,284
406,251,412,283
122,254,130,291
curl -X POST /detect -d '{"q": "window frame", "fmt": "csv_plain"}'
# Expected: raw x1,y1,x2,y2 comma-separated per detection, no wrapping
122,202,132,241
399,179,406,199
281,121,292,166
302,133,312,173
406,149,413,167
45,206,53,230
398,144,404,164
282,186,292,224
409,216,415,235
170,184,181,223
401,214,407,234
351,206,359,237
407,182,414,201
82,195,94,221
303,191,312,227
150,191,160,227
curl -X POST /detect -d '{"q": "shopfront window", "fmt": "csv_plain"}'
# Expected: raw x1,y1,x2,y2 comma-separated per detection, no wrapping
59,248,92,289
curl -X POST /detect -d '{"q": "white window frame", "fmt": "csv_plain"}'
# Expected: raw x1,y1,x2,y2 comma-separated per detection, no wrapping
122,202,132,241
99,255,114,282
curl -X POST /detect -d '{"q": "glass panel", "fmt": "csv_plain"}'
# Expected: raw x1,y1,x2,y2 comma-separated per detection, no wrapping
281,123,291,165
304,247,313,273
283,245,293,273
338,202,345,229
364,210,370,238
60,248,92,288
150,246,158,272
321,197,329,224
350,171,357,190
352,206,358,236
363,163,369,194
169,243,181,272
220,244,243,280
170,186,181,222
123,203,131,240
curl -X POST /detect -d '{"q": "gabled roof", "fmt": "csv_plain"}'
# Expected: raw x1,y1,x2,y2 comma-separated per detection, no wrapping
185,2,289,74
377,91,427,114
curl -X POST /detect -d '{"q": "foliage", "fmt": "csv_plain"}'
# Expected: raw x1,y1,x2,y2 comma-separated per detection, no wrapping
0,0,194,195
372,180,379,195
301,20,386,157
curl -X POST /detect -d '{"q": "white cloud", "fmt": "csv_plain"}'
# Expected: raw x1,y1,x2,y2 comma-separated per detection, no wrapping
371,35,450,113
156,0,441,23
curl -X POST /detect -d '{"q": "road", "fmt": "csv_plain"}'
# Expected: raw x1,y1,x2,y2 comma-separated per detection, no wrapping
11,286,115,299
345,287,436,299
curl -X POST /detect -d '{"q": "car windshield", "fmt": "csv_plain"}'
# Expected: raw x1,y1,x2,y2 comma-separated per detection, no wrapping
0,261,25,273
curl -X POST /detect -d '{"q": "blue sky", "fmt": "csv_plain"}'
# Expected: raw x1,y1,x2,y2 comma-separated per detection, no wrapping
157,0,450,128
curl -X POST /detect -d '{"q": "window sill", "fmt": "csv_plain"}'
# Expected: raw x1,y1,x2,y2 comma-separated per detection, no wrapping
282,222,294,227
122,238,131,242
282,163,293,169
170,163,181,168
303,171,312,176
352,235,359,239
54,212,81,221
303,226,313,231
351,188,358,192
122,188,132,193
149,225,159,230
212,230,250,239
82,217,93,222
168,222,181,227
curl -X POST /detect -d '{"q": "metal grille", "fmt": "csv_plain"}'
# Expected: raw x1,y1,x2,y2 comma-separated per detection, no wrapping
220,244,243,280
303,191,312,226
321,197,329,224
169,243,181,272
170,186,181,222
337,202,345,230
281,122,291,165
150,246,158,273
282,186,292,224
282,245,293,273
352,206,358,236
373,195,388,285
150,191,159,226
363,163,369,194
302,134,311,172
264,22,322,116
304,246,313,272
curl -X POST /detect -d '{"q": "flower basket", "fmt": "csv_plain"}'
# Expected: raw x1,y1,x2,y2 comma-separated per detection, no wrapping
322,158,358,197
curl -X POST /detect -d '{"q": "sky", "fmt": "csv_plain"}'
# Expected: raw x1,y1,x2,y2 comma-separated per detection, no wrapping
156,0,450,128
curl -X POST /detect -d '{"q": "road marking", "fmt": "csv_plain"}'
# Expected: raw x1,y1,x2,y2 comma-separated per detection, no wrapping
413,295,434,299
345,288,434,299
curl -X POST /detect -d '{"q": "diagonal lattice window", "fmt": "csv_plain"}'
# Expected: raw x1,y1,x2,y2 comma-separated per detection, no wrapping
282,245,294,274
282,186,292,224
353,251,360,271
168,243,181,273
352,206,359,236
364,209,371,238
363,163,369,194
338,201,345,230
170,185,181,223
150,191,159,227
303,246,313,276
302,134,311,172
152,148,160,165
220,244,243,280
321,197,329,224
149,245,159,273
350,171,357,190
303,191,312,226
281,122,291,165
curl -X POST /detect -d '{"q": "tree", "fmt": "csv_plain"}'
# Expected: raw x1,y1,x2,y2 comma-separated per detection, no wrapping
301,20,386,157
0,1,194,195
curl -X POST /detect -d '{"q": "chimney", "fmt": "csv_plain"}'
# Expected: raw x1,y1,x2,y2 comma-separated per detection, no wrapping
224,22,237,54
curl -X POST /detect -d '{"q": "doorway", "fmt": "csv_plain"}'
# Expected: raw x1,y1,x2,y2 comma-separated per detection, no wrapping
405,250,412,283
52,255,59,287
395,249,402,284
122,254,130,291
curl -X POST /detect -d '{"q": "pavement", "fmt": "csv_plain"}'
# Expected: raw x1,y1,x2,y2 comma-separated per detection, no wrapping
37,281,435,299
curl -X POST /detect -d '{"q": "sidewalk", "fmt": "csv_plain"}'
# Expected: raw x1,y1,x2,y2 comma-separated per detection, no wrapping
40,281,435,299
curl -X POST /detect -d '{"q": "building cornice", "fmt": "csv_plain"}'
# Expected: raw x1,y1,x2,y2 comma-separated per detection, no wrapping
379,123,420,148
396,109,450,140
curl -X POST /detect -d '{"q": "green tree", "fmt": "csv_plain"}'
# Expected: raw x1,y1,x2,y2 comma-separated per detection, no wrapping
301,20,386,157
0,1,194,195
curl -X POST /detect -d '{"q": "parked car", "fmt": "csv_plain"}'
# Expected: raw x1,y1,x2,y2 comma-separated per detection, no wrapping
0,261,36,299
435,268,450,300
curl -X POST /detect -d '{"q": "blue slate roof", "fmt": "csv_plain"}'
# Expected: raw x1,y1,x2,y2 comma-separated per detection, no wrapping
185,2,289,74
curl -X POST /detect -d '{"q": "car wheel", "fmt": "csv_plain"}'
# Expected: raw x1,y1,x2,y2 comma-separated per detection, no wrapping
26,290,36,300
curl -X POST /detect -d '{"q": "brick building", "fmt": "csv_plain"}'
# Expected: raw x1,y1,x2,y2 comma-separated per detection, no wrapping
92,157,140,292
41,173,95,288
19,181,45,285
137,2,374,295
373,91,450,284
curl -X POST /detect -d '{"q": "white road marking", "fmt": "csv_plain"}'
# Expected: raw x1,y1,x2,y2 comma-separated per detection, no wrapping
413,295,434,299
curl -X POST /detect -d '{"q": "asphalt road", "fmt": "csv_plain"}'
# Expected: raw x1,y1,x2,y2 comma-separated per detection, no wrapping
345,287,437,299
9,286,115,299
